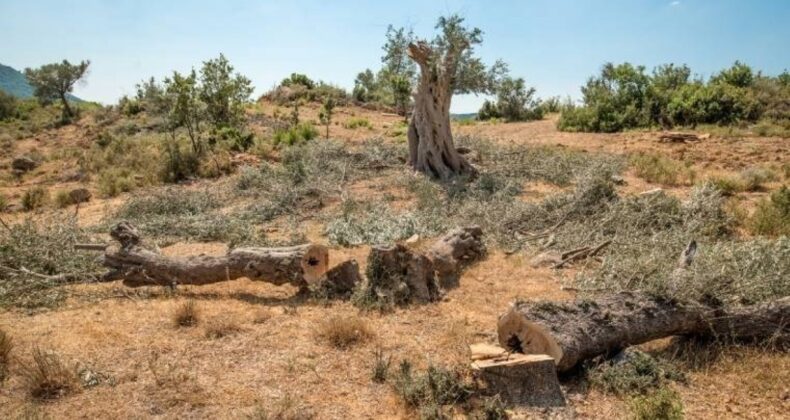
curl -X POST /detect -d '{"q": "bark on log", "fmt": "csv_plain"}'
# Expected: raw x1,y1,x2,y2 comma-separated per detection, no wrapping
364,226,485,303
101,222,329,289
407,41,476,180
497,292,790,372
426,226,486,288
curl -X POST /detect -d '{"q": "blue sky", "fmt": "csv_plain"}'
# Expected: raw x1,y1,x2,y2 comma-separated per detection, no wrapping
1,0,788,112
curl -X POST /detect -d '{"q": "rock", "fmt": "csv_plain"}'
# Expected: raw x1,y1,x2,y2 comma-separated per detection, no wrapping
405,234,420,244
639,187,664,196
12,156,39,173
611,175,626,185
69,188,92,204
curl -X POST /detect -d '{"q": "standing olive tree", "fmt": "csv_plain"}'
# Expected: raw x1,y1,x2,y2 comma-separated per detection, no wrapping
24,60,90,121
199,54,253,128
407,15,506,179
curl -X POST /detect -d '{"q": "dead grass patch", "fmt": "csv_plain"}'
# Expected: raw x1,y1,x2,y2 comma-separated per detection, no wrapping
0,328,11,384
315,315,374,349
173,300,199,328
18,348,79,400
204,318,243,339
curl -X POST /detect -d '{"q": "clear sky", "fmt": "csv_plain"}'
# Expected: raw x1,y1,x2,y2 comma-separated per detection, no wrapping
2,0,789,112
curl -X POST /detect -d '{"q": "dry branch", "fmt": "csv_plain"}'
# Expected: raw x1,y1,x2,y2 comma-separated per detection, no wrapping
498,292,790,372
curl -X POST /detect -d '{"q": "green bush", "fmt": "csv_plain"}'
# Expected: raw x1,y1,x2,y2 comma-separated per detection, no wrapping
588,350,685,395
272,123,319,146
0,90,19,121
478,77,544,122
343,117,372,129
628,387,684,420
559,61,777,132
97,168,137,197
22,187,49,211
749,186,790,236
631,153,695,186
739,166,776,191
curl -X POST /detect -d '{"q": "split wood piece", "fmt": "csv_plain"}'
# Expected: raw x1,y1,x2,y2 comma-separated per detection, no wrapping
313,259,363,298
365,226,486,303
658,132,707,143
553,240,611,269
101,222,329,289
470,343,509,361
497,292,790,372
473,353,565,407
426,226,486,288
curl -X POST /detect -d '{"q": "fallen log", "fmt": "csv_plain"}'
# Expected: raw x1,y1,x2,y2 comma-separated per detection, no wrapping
364,226,485,303
658,132,705,143
497,292,790,372
100,222,329,289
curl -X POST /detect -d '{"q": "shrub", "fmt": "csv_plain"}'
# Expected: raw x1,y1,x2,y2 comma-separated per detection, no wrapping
173,300,199,327
371,348,391,383
478,76,544,122
343,117,372,129
0,90,19,121
749,186,790,236
19,348,79,400
315,315,374,349
588,350,685,395
272,123,319,146
22,187,49,211
54,190,73,208
392,361,473,412
631,153,695,186
739,166,776,191
0,329,11,384
628,387,684,420
705,176,744,196
97,168,137,197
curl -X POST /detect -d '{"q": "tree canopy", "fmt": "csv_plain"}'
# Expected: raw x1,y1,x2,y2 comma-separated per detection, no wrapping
24,59,89,120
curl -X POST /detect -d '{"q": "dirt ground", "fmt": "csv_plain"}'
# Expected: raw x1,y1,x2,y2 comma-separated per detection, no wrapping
0,103,788,418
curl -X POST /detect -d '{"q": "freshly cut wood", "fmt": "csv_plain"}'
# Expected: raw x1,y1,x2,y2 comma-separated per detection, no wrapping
497,292,790,372
364,226,486,303
100,222,329,289
426,225,485,288
470,343,508,361
473,353,565,407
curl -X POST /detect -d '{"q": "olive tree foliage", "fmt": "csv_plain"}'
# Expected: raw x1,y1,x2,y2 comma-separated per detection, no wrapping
199,53,254,128
0,90,18,121
318,95,336,138
353,25,418,117
24,59,89,121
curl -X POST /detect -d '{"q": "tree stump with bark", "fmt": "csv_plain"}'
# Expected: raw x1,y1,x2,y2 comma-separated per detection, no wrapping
497,292,790,372
473,353,565,407
362,226,486,304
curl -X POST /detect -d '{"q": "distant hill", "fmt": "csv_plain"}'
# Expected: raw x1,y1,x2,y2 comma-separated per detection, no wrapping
0,63,82,101
451,112,477,121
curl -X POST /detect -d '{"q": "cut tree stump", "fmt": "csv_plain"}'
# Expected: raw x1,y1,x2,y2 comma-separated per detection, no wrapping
100,222,329,289
497,292,790,372
473,353,565,407
364,226,485,303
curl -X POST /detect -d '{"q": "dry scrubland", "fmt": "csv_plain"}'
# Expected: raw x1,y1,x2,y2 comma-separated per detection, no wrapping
0,101,789,419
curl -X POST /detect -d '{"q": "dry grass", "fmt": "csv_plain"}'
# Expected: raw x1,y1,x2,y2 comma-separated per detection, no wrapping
631,153,695,186
247,393,315,420
0,329,11,384
204,318,243,339
315,315,374,350
18,348,79,400
173,300,199,328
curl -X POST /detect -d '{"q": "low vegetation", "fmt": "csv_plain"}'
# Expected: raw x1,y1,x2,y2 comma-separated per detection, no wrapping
173,300,199,328
628,387,684,420
0,329,11,384
18,348,79,400
315,315,374,349
559,61,790,132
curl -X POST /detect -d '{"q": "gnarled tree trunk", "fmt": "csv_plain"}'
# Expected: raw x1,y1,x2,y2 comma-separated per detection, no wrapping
407,41,476,180
497,292,790,372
